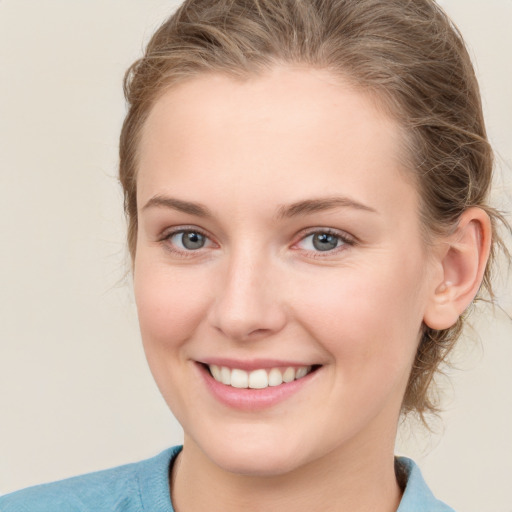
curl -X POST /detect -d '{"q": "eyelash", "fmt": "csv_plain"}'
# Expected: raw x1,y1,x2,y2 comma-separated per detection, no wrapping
293,228,356,258
159,227,356,258
159,226,214,258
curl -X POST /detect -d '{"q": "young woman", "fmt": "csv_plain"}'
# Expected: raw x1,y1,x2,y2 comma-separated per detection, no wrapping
1,1,509,511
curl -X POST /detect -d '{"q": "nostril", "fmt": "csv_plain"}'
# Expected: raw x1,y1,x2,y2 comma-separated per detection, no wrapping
247,328,270,337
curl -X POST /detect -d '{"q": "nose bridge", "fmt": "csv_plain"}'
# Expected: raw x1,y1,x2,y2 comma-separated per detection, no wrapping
209,243,286,340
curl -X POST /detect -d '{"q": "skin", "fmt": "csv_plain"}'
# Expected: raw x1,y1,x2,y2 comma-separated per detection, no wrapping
133,66,490,512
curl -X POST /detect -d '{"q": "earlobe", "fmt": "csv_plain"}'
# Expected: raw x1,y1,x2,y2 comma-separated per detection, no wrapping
423,208,492,331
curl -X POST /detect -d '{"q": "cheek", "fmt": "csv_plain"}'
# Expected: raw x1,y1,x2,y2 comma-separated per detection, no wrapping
133,257,215,420
133,258,211,352
291,257,426,377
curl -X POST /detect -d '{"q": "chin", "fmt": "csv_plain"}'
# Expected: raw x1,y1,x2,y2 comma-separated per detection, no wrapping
214,448,305,477
190,430,310,477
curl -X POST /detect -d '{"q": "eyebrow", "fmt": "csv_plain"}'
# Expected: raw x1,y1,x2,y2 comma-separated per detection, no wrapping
142,195,212,217
142,194,377,219
276,196,377,219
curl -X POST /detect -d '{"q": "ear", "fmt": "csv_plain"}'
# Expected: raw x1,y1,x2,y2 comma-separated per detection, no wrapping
423,208,492,330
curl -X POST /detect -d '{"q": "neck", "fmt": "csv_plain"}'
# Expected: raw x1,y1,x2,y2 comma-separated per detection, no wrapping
171,434,402,512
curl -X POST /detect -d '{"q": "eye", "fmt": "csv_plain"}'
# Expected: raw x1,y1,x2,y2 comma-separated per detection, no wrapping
169,230,210,251
296,230,351,252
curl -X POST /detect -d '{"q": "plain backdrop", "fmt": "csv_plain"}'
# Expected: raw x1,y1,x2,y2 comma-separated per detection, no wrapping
0,1,511,510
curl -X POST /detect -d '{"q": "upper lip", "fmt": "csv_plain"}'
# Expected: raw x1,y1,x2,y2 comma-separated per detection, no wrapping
197,358,319,371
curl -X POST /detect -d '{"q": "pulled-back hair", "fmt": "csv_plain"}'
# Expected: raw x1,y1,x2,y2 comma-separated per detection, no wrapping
119,0,506,420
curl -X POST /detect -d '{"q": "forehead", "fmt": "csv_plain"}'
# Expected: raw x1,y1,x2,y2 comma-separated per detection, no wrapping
136,66,416,221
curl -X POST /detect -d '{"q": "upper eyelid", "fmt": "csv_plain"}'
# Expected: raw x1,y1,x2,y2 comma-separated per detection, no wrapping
160,225,212,241
290,229,357,258
159,227,217,257
159,227,217,254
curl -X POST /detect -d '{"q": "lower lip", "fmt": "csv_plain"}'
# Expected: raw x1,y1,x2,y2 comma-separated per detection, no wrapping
197,363,318,411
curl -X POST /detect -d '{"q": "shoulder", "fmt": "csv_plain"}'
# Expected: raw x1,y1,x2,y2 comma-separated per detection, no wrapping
0,446,181,512
396,457,456,512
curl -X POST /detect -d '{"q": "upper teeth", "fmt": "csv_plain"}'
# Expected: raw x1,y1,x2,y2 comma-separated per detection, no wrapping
208,365,312,389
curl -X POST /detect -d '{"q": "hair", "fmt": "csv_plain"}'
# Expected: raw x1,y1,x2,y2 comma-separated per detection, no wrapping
119,0,507,421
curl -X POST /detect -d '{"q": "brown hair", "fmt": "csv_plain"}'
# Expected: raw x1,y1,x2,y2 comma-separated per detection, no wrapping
119,0,506,419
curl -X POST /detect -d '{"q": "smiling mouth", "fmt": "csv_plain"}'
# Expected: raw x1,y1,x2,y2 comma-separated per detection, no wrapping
204,364,320,389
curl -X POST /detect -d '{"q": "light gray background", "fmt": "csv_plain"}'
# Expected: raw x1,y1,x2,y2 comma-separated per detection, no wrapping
0,1,511,510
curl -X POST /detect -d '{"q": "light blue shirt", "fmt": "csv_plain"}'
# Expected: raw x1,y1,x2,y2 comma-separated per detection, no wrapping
0,446,455,511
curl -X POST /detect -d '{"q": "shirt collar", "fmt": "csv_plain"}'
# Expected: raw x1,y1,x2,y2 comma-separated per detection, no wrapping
395,457,455,511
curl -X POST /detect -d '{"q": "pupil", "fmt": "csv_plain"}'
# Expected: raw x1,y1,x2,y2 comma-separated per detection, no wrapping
183,231,205,250
312,233,338,251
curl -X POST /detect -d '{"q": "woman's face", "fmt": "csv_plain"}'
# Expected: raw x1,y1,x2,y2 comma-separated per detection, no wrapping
134,67,438,475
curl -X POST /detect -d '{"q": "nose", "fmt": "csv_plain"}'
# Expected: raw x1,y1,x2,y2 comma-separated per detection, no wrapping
207,249,287,341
